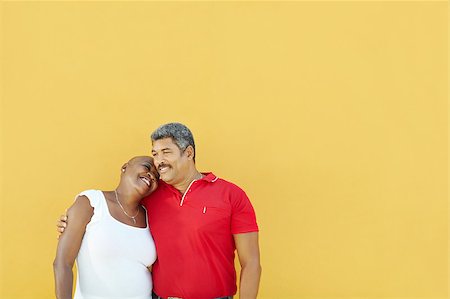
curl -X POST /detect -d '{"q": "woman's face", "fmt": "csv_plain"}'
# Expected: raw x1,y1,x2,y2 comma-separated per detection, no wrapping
122,156,159,197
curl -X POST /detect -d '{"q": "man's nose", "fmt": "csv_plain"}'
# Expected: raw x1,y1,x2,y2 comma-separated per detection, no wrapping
153,156,163,166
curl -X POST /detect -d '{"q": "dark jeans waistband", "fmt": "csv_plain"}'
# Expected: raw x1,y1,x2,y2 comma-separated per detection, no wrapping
152,291,232,299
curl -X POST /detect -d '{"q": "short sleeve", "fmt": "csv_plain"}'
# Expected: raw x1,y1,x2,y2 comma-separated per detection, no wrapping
230,188,259,234
76,189,104,229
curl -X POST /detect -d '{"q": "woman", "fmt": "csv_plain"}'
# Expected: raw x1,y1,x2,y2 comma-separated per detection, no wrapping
53,156,159,299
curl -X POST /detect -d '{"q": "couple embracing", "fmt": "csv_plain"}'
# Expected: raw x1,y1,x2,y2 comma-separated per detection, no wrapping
54,122,261,299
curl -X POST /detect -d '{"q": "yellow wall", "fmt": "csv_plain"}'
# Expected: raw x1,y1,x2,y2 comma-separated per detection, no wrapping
0,2,447,299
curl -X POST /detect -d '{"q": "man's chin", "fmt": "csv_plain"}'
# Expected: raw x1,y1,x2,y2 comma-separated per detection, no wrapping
160,175,172,184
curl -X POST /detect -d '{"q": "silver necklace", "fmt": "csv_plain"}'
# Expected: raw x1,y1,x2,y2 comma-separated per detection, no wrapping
114,190,139,224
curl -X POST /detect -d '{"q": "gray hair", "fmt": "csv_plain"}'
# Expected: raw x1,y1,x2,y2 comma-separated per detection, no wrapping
151,123,196,161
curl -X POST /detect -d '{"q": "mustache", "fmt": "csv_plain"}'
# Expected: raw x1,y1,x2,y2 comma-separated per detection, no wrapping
157,163,171,170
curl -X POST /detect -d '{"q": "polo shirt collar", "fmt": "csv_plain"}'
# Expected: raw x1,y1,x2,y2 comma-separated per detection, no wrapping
158,172,218,189
200,172,218,183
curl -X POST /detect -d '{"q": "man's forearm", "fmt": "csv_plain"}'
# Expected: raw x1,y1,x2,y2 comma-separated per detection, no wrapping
239,261,262,299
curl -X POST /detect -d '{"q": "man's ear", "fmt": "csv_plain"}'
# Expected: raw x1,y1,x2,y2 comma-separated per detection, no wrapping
184,145,195,160
121,163,128,173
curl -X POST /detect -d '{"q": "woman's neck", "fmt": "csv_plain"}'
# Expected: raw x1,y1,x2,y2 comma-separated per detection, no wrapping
114,187,141,208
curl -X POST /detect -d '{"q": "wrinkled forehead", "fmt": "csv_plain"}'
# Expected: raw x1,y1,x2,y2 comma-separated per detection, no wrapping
151,137,179,151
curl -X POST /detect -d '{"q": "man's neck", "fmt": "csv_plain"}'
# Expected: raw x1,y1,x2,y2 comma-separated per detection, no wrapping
173,169,202,194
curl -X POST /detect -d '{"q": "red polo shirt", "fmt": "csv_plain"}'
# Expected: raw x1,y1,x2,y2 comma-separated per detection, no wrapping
141,173,258,299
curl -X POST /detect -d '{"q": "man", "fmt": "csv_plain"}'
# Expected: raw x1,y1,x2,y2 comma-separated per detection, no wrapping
58,123,261,299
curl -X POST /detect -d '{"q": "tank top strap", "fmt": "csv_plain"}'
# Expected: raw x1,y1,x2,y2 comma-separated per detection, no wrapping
141,205,149,227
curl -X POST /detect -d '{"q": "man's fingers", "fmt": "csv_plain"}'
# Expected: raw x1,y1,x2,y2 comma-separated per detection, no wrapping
56,228,64,239
56,219,66,228
55,210,68,239
56,210,68,238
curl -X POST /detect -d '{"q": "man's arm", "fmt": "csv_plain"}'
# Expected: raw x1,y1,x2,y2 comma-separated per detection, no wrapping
234,232,262,299
53,196,93,299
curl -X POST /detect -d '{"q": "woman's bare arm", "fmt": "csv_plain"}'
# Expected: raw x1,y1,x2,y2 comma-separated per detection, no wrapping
53,196,93,299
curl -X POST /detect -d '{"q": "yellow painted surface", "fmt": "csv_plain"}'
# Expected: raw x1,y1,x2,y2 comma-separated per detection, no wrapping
0,2,447,299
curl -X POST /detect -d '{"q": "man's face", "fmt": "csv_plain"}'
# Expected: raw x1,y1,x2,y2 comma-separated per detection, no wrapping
151,138,190,185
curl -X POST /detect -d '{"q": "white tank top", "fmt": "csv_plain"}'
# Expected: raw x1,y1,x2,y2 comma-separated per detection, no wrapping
74,190,156,299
